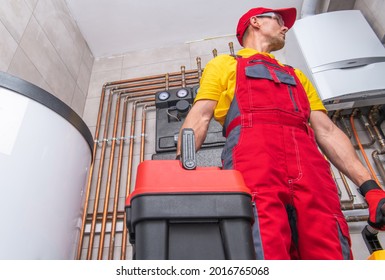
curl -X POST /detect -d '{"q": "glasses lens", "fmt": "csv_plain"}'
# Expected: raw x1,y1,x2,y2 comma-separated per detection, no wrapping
257,12,284,26
274,13,284,26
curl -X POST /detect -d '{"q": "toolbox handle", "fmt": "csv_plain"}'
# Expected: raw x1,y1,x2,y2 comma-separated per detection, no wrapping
181,128,197,170
361,204,385,254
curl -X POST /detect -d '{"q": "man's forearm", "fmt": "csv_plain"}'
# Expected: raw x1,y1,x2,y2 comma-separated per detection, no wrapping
176,100,217,157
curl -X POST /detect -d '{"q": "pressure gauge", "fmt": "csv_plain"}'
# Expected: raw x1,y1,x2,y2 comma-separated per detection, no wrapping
158,91,170,101
176,88,189,98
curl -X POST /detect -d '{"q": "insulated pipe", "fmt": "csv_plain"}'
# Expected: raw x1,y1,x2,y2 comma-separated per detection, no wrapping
76,83,108,260
349,109,381,186
121,97,156,260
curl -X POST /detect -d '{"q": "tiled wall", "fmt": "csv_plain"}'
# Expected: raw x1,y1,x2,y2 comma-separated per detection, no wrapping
0,0,93,117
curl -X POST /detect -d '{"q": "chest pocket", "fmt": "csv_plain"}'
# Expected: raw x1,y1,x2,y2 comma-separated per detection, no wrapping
245,63,299,111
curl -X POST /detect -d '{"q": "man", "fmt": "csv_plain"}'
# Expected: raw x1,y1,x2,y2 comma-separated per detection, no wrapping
177,7,385,259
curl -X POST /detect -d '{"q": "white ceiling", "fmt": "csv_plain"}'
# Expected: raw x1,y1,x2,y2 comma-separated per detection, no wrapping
65,0,305,58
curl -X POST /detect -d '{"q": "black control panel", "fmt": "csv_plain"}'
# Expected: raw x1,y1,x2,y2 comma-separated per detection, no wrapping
154,86,226,154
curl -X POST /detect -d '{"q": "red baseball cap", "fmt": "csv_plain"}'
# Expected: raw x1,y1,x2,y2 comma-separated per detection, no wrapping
236,7,297,46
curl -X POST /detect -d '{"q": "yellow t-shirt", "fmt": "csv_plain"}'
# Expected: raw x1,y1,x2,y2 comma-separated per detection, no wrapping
195,48,326,125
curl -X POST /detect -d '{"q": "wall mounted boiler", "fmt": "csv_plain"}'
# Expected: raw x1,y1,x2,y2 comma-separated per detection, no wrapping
285,10,385,111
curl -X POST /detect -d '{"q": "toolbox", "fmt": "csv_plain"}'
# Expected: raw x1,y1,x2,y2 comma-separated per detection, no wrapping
125,129,256,260
362,223,385,260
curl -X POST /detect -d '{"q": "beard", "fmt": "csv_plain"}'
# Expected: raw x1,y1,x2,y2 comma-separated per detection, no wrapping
269,35,285,51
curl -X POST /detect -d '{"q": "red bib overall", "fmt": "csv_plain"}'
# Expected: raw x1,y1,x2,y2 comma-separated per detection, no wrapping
221,54,352,259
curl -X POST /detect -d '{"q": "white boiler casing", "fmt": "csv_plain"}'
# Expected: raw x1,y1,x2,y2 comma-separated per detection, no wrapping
0,72,93,259
285,10,385,111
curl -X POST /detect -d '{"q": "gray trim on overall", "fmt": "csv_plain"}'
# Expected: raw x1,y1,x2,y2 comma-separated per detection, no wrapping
245,64,297,85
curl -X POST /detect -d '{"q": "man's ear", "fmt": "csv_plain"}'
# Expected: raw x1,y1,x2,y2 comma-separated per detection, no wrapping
250,16,260,28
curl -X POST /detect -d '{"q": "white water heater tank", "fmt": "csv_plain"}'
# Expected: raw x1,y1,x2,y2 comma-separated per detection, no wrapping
285,10,385,111
0,72,93,259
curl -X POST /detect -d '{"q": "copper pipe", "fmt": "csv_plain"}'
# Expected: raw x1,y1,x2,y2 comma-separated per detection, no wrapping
87,89,117,260
165,73,169,90
109,69,199,90
86,211,125,221
339,174,357,209
95,93,156,260
359,113,376,147
349,109,375,149
331,109,341,123
341,202,368,211
367,106,385,186
196,57,202,81
372,151,385,187
181,66,186,88
111,74,198,90
78,82,154,259
112,77,199,95
107,95,129,260
229,42,235,56
345,215,369,223
80,66,201,259
369,105,385,153
340,114,352,138
212,48,218,57
140,104,155,162
98,69,197,87
121,97,156,260
86,91,155,260
331,111,356,208
349,109,381,186
76,83,108,259
98,91,124,259
106,93,157,260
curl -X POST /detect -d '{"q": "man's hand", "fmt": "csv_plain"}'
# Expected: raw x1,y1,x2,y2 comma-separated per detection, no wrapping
360,180,385,230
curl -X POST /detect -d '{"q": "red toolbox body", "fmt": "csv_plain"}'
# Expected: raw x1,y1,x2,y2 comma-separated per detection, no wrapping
125,160,256,260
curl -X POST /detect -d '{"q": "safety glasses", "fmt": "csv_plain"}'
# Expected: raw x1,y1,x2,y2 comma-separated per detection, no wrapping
256,12,285,27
